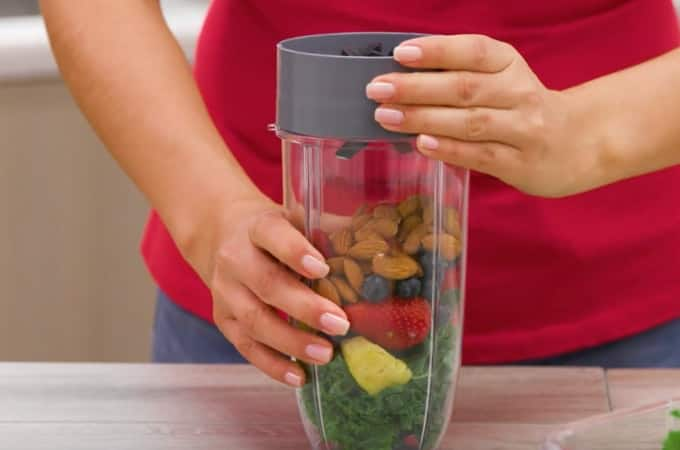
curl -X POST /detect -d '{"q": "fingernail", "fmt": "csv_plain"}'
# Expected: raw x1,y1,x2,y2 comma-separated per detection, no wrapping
302,255,329,278
320,312,350,336
306,344,333,363
366,82,395,100
394,45,423,63
285,372,303,388
419,134,439,150
375,107,404,125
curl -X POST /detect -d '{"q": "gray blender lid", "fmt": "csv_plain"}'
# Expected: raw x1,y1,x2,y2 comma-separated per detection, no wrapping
276,32,426,140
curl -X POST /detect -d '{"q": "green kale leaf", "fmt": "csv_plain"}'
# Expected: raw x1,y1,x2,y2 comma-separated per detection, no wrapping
300,290,460,450
662,409,680,450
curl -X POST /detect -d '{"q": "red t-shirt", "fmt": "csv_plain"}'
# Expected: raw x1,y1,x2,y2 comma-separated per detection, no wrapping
142,0,680,364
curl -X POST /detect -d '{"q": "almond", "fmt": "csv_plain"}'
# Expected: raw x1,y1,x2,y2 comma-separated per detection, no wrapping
314,278,341,305
373,204,401,222
397,195,420,218
355,218,398,240
330,228,353,255
326,257,345,275
351,213,372,231
421,233,460,261
370,218,399,239
331,276,358,303
343,258,364,292
444,208,461,237
389,246,407,257
372,254,421,280
422,201,433,225
347,238,389,260
403,223,429,254
354,227,383,242
358,260,373,274
398,214,422,241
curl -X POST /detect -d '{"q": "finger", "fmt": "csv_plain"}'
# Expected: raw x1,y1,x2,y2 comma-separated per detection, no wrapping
367,70,520,108
217,319,307,388
228,249,350,336
289,204,353,236
393,34,516,72
215,283,336,366
416,135,520,177
375,105,526,146
249,210,329,279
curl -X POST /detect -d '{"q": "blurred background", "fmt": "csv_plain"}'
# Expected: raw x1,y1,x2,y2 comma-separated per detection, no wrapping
0,0,210,362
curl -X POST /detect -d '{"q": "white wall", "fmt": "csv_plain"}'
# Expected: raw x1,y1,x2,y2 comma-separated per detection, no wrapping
0,81,156,362
0,1,209,362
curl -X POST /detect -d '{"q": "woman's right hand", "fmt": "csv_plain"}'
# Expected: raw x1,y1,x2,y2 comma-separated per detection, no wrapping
180,194,350,388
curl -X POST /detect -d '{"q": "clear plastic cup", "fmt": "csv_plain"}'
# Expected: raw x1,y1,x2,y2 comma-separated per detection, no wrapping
275,32,470,450
278,131,468,450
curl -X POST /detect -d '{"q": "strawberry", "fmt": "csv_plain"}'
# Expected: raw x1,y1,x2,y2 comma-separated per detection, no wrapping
344,298,431,350
402,434,420,448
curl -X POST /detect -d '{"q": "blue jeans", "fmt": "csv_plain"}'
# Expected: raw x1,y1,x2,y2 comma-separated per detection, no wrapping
152,290,246,363
151,289,680,367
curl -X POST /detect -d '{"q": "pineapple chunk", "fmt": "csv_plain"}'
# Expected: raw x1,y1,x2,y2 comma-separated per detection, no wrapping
341,336,413,396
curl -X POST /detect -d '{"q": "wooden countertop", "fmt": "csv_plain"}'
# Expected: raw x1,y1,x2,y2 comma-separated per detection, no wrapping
0,364,677,449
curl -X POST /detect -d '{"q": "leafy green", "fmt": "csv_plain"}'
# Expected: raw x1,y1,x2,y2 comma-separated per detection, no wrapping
300,290,460,450
663,431,680,450
662,410,680,450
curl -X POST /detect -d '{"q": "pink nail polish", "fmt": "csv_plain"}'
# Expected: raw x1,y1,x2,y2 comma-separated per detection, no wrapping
366,82,395,100
301,254,329,278
419,134,439,150
375,107,404,125
394,45,423,63
285,372,303,387
320,312,350,336
306,344,332,363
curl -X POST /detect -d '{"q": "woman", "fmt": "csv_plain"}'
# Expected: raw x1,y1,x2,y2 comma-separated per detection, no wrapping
40,0,680,387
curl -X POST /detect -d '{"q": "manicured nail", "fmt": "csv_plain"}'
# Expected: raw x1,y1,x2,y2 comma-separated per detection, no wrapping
320,312,350,336
419,134,439,150
285,372,303,388
375,107,404,125
306,344,333,363
394,45,423,63
302,254,329,278
366,82,395,100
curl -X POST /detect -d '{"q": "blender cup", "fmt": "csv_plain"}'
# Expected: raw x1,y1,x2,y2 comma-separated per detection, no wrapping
275,32,469,450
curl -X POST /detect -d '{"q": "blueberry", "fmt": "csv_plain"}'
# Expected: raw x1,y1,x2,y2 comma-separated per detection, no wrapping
421,277,444,303
422,279,435,302
361,275,390,303
396,277,422,299
419,251,441,274
420,249,459,268
418,251,435,272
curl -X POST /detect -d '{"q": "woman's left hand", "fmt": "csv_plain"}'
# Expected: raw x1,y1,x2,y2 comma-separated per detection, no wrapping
368,34,599,198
